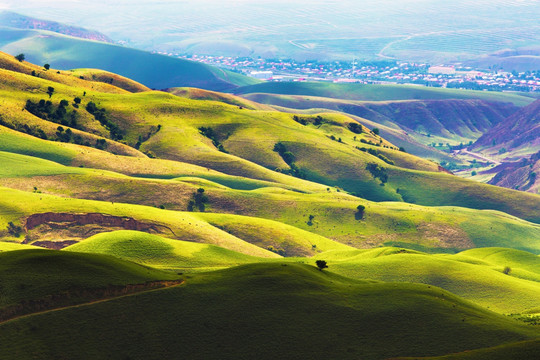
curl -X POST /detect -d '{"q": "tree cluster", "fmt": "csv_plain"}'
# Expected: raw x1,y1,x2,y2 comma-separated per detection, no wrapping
187,188,209,212
366,163,388,184
273,142,306,179
198,126,228,153
86,101,124,141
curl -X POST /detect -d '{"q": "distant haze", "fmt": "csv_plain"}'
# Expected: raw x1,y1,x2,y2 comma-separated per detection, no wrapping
1,0,540,63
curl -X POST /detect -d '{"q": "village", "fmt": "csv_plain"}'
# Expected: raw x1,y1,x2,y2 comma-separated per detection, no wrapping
168,53,540,93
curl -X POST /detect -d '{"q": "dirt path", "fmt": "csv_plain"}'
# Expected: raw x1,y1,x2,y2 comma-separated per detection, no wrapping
454,149,501,166
0,280,185,325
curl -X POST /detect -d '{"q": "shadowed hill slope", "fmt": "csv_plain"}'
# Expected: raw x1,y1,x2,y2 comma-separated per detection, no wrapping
0,262,538,360
472,98,540,159
0,28,260,91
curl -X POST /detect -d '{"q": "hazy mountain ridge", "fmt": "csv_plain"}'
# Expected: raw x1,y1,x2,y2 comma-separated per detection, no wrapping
0,11,113,43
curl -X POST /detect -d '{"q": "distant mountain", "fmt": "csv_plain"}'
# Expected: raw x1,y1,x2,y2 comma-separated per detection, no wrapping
0,11,113,43
472,98,540,159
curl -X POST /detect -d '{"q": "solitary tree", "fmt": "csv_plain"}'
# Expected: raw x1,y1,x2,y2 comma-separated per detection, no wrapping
14,53,25,62
316,260,328,271
44,64,50,70
355,204,366,220
47,86,55,98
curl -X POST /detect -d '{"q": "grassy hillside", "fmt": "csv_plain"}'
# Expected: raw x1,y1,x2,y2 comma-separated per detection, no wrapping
1,59,538,226
64,230,264,271
315,247,540,313
0,262,538,360
2,153,540,255
0,249,180,311
0,28,260,90
244,94,518,145
234,82,536,107
166,87,273,110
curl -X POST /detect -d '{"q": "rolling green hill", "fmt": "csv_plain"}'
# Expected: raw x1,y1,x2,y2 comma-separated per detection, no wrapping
0,56,539,359
0,249,180,311
64,230,265,271
243,93,518,146
314,247,540,313
0,28,260,90
0,65,532,221
234,81,536,106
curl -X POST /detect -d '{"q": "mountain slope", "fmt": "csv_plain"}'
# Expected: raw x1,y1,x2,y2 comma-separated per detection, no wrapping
0,11,113,43
472,98,540,159
487,151,540,193
244,95,517,141
0,28,259,91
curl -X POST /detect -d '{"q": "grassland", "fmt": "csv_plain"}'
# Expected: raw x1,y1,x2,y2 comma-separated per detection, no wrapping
0,56,539,359
0,262,538,360
0,249,180,310
234,82,536,107
64,230,265,271
314,247,540,313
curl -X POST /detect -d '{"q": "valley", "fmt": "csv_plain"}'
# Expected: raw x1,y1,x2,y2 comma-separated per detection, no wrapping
0,48,538,359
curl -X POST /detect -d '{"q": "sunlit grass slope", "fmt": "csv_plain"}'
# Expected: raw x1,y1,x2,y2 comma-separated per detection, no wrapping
1,150,539,254
166,87,273,110
315,247,540,313
64,230,262,271
0,263,537,360
2,153,540,253
0,59,538,223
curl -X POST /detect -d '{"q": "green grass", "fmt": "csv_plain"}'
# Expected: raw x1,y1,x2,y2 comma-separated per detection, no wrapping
0,242,38,251
314,247,540,313
0,128,78,165
1,62,538,226
234,82,535,106
0,262,538,360
0,151,86,177
0,249,179,309
64,230,263,271
393,339,540,359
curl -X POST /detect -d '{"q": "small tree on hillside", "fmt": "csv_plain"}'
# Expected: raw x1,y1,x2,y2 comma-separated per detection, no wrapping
316,260,328,271
15,53,25,62
44,64,50,70
355,205,366,220
47,86,55,98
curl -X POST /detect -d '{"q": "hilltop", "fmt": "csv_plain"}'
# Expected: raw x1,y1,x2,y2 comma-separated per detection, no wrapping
0,11,113,43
